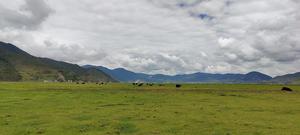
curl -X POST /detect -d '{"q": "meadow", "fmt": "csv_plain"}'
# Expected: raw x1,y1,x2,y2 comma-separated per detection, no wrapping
0,82,300,135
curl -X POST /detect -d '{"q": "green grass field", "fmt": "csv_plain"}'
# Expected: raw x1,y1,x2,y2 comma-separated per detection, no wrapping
0,82,300,135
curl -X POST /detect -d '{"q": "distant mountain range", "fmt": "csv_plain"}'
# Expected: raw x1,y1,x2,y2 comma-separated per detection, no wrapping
0,41,116,82
83,65,279,83
84,65,300,84
1,41,300,84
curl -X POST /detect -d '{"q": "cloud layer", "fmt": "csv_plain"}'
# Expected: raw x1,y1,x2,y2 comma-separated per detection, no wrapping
0,0,52,29
0,0,299,76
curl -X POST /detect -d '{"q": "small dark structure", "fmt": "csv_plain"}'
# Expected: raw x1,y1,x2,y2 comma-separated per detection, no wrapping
281,87,293,92
176,84,182,88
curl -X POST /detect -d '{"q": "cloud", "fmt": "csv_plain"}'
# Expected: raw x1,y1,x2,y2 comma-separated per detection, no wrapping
0,0,53,30
0,0,299,76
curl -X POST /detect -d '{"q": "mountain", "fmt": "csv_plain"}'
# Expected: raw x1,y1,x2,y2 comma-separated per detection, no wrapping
242,71,273,82
84,65,272,83
83,65,149,82
271,72,300,84
0,41,116,82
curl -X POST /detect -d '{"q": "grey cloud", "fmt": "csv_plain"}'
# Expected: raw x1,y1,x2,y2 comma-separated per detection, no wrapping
0,0,53,29
41,40,108,63
99,49,207,75
210,0,300,74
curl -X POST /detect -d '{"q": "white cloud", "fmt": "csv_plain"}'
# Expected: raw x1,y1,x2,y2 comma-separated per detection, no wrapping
218,37,235,48
0,0,299,76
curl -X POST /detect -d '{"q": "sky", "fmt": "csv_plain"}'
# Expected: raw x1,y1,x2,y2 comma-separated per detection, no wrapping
0,0,299,76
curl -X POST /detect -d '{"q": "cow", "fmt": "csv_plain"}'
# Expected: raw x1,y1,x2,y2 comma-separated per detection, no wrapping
176,84,182,88
158,84,164,86
281,87,293,92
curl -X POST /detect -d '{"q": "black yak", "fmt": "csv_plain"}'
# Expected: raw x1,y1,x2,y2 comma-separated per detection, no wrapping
281,87,293,92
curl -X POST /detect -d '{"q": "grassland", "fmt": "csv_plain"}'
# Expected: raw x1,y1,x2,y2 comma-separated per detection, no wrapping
0,82,300,135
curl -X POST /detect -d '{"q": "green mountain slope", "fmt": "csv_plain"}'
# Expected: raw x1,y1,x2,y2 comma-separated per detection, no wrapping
0,41,116,82
0,57,21,81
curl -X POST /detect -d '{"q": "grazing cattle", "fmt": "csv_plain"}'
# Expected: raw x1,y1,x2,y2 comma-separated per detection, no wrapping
138,83,144,87
146,83,154,86
282,87,293,92
176,84,182,88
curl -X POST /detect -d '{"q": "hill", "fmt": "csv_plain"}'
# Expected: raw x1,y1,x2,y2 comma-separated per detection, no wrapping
271,72,300,84
0,41,116,82
83,65,272,83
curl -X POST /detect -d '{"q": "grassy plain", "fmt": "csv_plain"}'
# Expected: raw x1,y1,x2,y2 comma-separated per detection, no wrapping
0,82,300,135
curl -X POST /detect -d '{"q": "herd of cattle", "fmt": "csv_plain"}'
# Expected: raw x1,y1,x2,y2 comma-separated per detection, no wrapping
75,81,183,88
74,81,294,91
132,83,182,88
